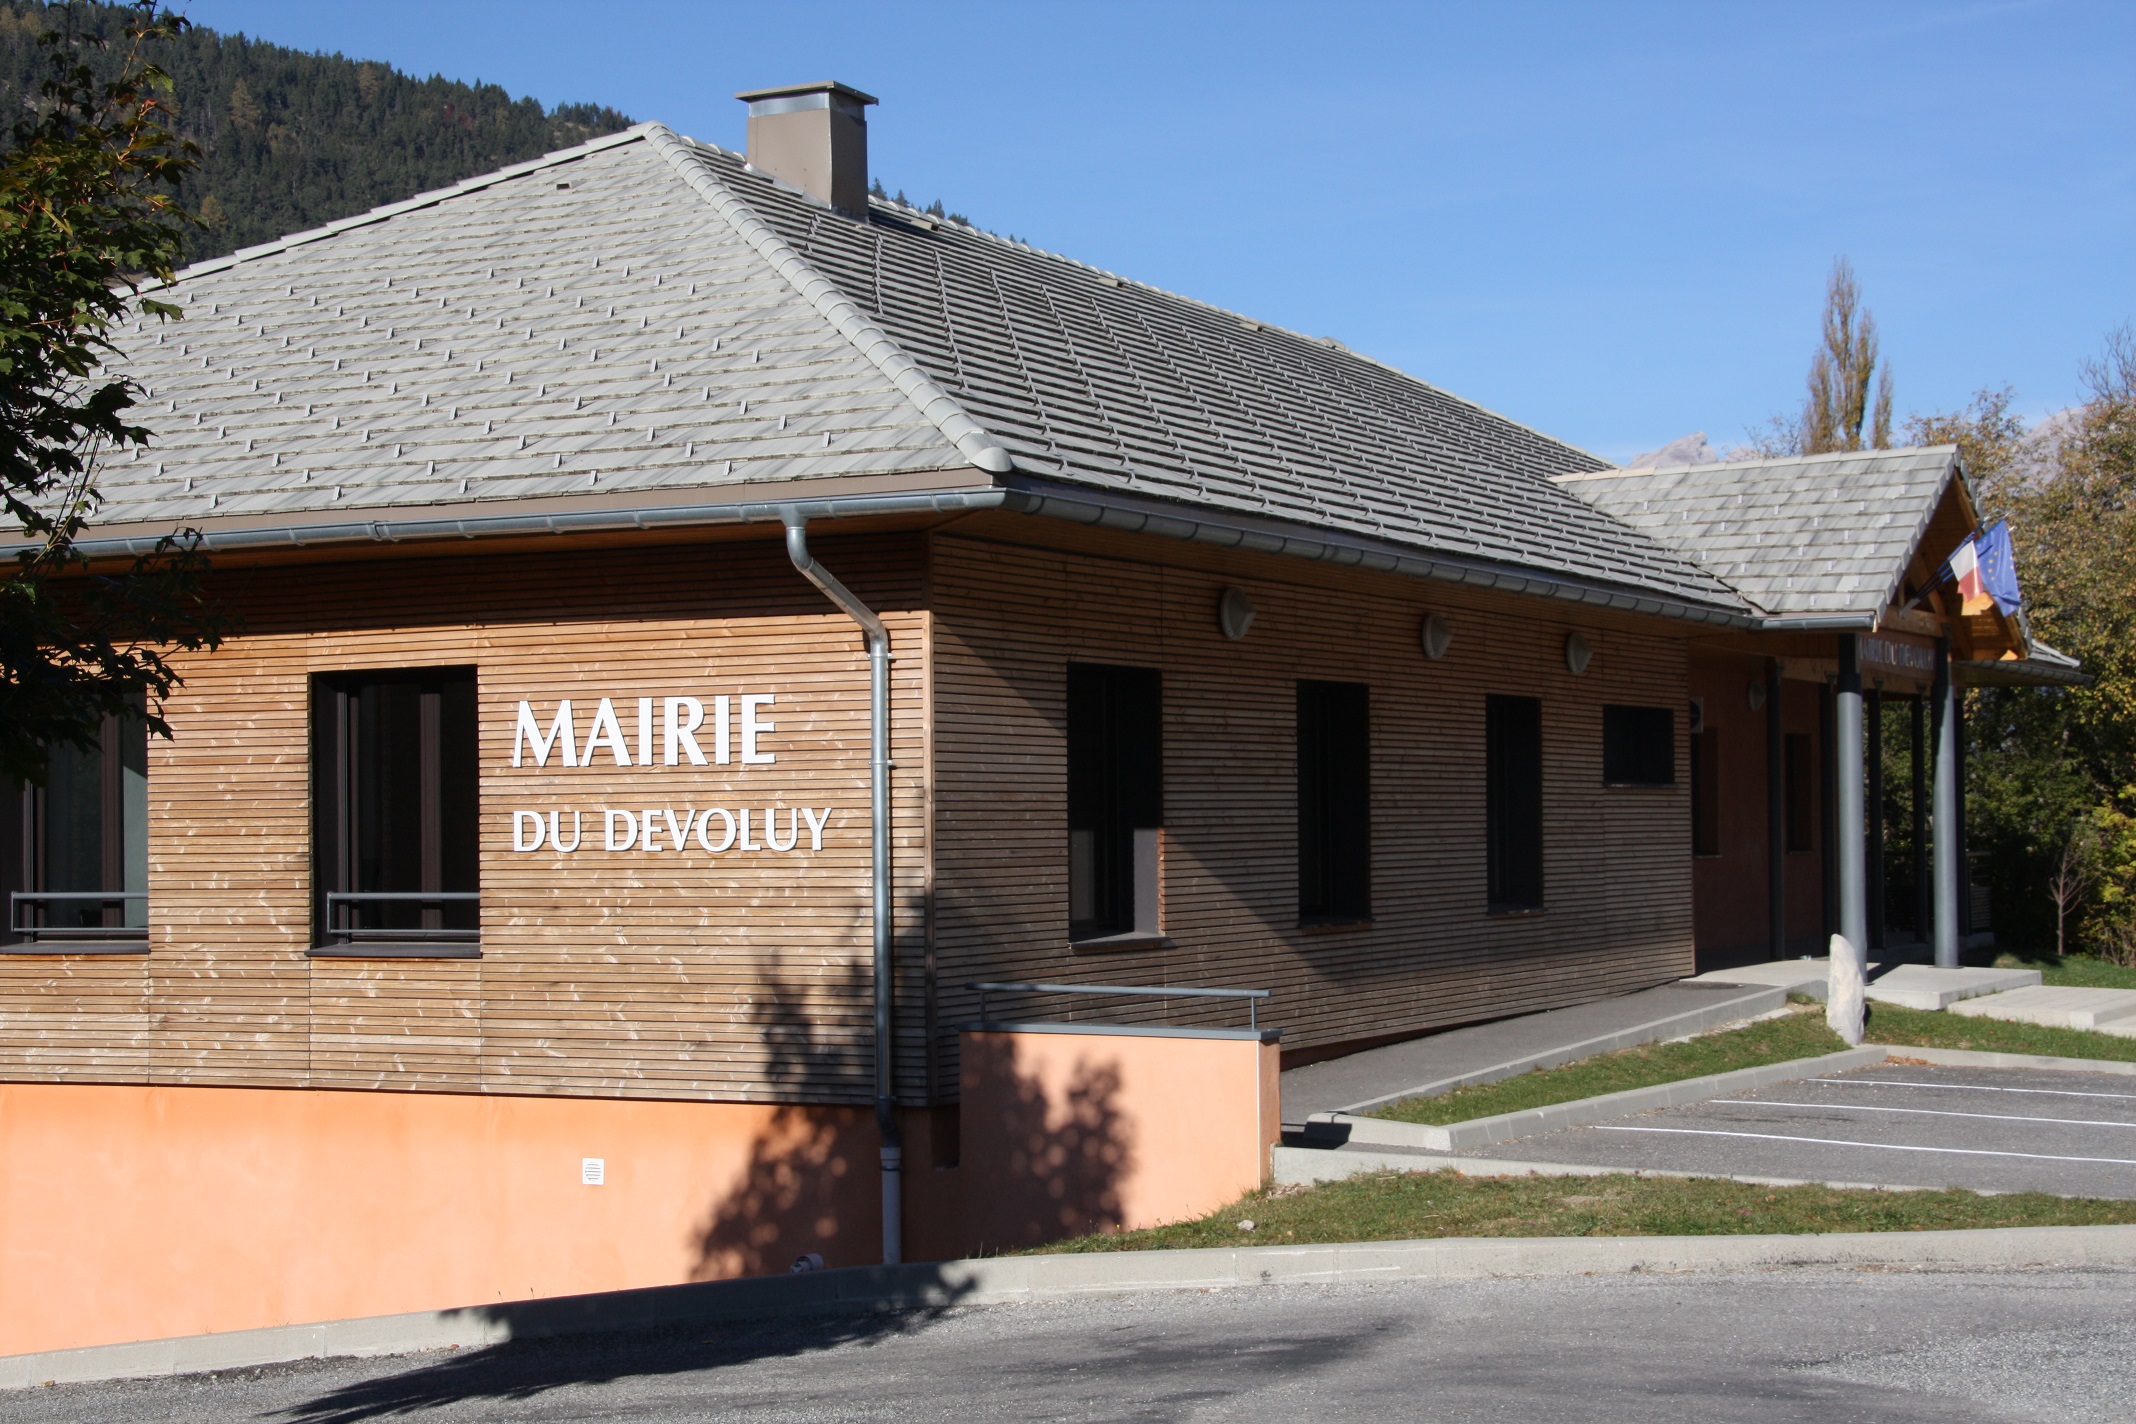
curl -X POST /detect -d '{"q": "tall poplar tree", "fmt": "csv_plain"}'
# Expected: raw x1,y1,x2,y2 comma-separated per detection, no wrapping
1800,258,1894,454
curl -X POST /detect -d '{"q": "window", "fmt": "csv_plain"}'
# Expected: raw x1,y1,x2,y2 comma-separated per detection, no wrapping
1,714,148,949
1603,705,1674,786
1298,680,1370,923
1784,732,1815,853
1690,728,1720,856
313,668,479,956
1066,664,1161,942
1486,694,1544,912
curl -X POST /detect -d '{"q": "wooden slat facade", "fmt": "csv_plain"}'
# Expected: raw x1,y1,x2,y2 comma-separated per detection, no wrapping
927,515,1696,1068
0,514,1706,1104
0,533,931,1105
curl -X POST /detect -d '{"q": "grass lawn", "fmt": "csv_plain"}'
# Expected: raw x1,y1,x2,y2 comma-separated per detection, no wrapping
1864,1001,2136,1062
1370,1009,1848,1125
1993,951,2136,991
1028,1170,2136,1254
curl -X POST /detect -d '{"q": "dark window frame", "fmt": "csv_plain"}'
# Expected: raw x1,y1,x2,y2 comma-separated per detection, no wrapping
1486,694,1545,913
1690,726,1721,857
0,712,150,953
1297,680,1371,926
312,666,482,958
1066,663,1163,945
1602,704,1675,787
1784,731,1816,854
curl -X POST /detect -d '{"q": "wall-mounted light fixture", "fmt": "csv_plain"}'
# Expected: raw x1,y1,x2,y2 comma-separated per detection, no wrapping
1218,587,1256,642
1420,612,1452,660
1564,631,1593,675
1746,679,1767,711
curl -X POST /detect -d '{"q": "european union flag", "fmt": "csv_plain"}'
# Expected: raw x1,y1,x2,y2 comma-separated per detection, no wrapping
1977,519,2021,616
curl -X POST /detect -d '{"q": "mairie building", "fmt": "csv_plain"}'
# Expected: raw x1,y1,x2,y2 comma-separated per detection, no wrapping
0,83,2080,1358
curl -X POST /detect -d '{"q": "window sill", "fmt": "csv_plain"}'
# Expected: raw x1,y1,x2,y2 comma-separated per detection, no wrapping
0,940,148,956
1486,905,1546,920
1068,931,1171,954
1298,918,1373,934
1602,782,1676,790
310,943,482,960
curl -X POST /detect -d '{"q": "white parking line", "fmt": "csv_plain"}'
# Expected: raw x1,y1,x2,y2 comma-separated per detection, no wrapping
1594,1124,2136,1167
1813,1077,2136,1104
1735,1100,2136,1131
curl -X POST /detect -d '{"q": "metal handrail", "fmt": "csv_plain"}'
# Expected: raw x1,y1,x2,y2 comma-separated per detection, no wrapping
10,891,150,941
968,980,1270,1031
322,890,480,945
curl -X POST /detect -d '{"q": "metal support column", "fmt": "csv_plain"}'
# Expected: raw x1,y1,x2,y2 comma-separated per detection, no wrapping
1766,658,1786,960
1837,635,1869,956
1932,636,1961,966
1910,694,1928,948
1866,686,1885,952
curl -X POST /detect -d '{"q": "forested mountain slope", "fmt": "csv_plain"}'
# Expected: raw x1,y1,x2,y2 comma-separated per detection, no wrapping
0,2,632,262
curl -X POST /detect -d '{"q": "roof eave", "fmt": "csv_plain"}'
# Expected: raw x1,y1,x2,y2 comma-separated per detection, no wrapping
995,476,1755,628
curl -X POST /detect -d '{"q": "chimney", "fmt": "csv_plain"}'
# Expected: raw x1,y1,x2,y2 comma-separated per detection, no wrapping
735,81,878,215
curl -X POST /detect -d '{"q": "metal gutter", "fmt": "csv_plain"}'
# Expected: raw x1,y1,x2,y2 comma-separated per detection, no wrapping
1753,614,1881,632
994,481,1758,628
640,124,1014,478
48,474,1763,629
49,486,1010,561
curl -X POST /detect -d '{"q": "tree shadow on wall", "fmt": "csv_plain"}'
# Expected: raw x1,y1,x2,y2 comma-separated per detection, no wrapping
957,1029,1132,1257
280,963,974,1423
281,960,1137,1421
691,958,881,1280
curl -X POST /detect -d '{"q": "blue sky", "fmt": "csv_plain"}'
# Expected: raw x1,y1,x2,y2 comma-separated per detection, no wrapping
188,1,2133,462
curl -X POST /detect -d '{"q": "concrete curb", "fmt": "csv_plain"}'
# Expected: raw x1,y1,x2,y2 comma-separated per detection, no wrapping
1876,1044,2136,1075
1271,1143,1962,1193
1327,985,1784,1116
1314,1046,1888,1152
10,1223,2136,1392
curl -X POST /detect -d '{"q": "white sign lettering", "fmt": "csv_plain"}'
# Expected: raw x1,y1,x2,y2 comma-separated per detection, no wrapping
511,693,778,769
511,804,827,856
506,693,820,856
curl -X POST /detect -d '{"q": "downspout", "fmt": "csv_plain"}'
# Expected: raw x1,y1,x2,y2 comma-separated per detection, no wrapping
782,513,902,1266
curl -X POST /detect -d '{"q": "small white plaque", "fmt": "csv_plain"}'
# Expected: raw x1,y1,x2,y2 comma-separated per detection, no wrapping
581,1157,605,1186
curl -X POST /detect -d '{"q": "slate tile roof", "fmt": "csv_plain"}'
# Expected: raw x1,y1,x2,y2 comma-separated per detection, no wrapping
88,124,1759,617
96,131,967,529
667,140,1742,613
1553,447,1961,619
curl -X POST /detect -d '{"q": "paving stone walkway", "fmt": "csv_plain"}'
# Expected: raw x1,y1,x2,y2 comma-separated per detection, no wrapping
1279,981,1779,1126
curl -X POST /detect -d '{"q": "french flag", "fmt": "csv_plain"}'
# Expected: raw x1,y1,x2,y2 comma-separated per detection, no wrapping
1950,537,1991,615
1946,521,2021,617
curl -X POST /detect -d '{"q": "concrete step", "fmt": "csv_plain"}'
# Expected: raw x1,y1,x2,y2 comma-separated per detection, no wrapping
1863,964,2041,1010
1947,984,2136,1036
1690,961,2042,1010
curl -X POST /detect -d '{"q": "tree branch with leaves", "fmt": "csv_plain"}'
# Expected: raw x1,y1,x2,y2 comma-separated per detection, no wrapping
0,0,222,786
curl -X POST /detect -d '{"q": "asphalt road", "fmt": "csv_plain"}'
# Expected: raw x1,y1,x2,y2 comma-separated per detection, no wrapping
3,1268,2132,1423
1465,1063,2136,1198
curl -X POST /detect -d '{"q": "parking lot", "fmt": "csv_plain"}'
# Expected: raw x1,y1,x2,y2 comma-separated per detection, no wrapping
1464,1063,2136,1198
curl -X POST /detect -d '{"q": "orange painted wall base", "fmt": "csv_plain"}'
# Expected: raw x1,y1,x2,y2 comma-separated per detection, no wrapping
3,1029,1279,1356
0,1083,877,1357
